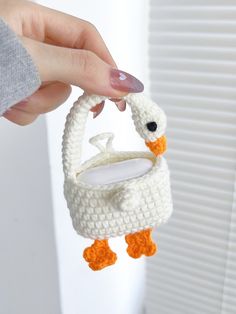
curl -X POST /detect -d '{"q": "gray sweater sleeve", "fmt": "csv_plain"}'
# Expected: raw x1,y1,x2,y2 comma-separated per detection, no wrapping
0,18,41,116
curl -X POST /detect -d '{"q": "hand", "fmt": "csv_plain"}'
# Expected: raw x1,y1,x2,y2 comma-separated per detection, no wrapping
1,0,144,125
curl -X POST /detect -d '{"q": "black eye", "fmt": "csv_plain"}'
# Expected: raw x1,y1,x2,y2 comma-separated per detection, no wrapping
146,121,157,132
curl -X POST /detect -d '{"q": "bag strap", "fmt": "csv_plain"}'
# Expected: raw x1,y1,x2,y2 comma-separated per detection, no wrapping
62,93,106,179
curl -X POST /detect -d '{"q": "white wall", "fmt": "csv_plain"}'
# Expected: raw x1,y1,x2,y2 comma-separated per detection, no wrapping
38,0,149,313
0,117,61,314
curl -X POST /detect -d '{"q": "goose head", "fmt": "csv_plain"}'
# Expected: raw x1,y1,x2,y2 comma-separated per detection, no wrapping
128,94,167,156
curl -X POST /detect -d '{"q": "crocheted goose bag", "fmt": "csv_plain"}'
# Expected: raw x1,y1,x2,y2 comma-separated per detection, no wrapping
62,93,173,271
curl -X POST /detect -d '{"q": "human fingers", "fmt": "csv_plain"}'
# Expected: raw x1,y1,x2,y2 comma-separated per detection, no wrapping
3,107,38,126
21,36,144,98
3,81,71,125
92,99,126,118
12,81,71,114
37,3,117,67
0,1,116,68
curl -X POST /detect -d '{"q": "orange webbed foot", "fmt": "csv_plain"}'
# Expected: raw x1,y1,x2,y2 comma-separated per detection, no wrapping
125,228,157,259
83,239,117,271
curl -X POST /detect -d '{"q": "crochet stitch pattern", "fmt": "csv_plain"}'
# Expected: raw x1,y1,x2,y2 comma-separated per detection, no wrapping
146,135,167,156
83,240,117,271
62,93,173,271
125,229,157,258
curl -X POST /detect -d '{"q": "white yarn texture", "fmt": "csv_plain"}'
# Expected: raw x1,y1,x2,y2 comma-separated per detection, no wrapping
62,93,173,239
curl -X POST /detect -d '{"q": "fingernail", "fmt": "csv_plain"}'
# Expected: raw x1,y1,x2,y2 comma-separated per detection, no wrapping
110,69,144,93
2,108,12,117
91,101,104,112
13,98,30,108
93,101,105,119
109,98,122,102
115,100,126,112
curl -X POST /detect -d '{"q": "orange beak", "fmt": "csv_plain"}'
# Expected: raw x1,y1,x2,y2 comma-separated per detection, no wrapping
145,135,167,156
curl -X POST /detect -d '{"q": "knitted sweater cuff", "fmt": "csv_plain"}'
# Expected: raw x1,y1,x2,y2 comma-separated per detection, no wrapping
0,18,41,116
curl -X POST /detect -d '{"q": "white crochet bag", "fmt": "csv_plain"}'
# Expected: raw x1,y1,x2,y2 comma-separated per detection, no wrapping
62,93,172,271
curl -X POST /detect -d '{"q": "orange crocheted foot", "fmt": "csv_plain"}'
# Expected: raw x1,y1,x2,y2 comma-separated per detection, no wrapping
125,228,157,259
83,239,117,271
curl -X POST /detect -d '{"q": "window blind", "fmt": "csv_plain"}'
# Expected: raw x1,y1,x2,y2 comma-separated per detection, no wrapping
145,1,236,313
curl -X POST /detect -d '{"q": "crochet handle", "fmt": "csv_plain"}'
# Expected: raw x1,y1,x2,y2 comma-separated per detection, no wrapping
62,93,107,179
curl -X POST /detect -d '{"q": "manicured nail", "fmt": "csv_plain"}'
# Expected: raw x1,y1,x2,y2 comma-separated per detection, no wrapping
2,108,12,117
115,100,126,112
110,69,144,93
93,101,105,119
13,98,30,108
109,98,122,102
91,101,104,112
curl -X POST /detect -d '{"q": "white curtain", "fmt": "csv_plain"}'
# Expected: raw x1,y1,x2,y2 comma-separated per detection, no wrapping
146,1,236,313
